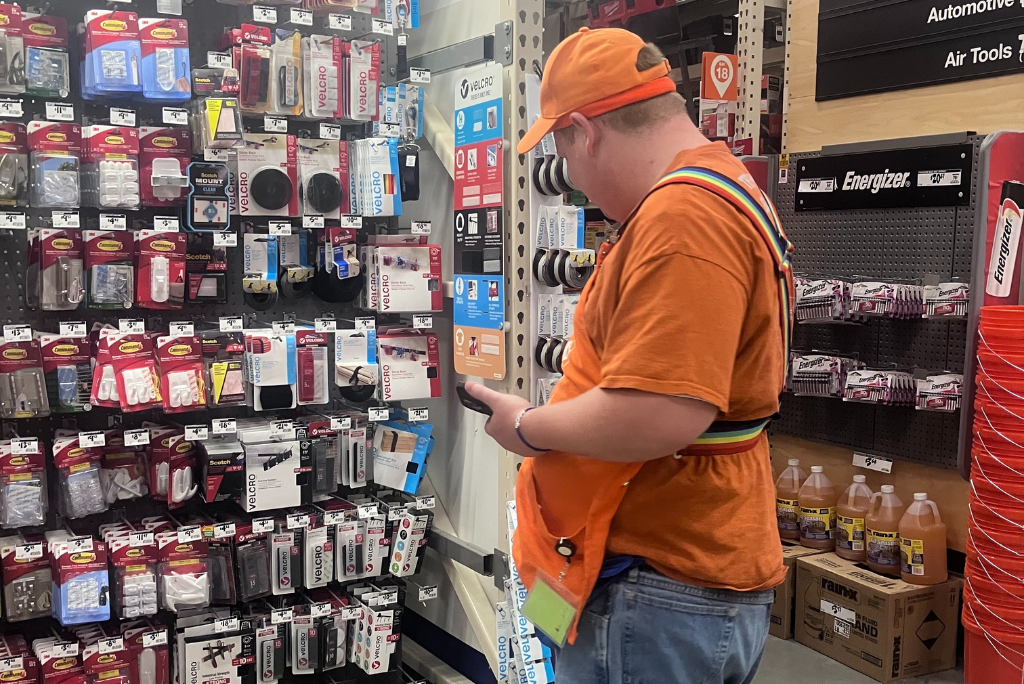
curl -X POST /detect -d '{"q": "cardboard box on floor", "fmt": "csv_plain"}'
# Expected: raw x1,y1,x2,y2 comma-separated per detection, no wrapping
769,542,828,639
795,553,961,683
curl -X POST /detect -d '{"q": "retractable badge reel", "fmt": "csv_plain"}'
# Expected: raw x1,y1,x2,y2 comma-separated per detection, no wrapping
521,538,582,647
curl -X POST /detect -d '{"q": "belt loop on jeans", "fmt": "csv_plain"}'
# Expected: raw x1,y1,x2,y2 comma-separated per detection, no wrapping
626,566,641,582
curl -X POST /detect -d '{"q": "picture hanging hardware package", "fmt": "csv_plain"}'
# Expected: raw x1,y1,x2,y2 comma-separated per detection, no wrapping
0,122,28,206
82,10,142,99
236,133,298,218
81,125,141,210
90,325,121,409
156,335,206,414
105,331,162,413
135,230,187,309
0,443,47,528
0,5,26,96
50,538,110,625
53,434,107,519
155,533,209,612
139,18,191,102
38,332,92,412
0,337,49,419
23,13,69,98
107,535,158,619
185,162,231,232
190,67,243,150
27,121,81,209
139,126,190,208
0,537,52,621
100,450,148,504
84,230,134,309
37,228,85,311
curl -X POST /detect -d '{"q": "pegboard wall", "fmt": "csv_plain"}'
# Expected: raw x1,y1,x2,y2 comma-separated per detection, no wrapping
770,135,982,470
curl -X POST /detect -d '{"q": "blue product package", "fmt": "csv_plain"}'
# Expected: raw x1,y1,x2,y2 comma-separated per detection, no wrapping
139,18,190,102
82,10,142,98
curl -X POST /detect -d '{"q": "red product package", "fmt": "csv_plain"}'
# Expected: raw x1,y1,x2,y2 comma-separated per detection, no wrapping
105,332,162,412
139,127,191,207
0,442,47,528
27,121,81,154
147,427,197,509
0,337,49,418
155,335,206,413
90,326,120,409
135,231,187,309
0,122,27,207
155,532,209,612
37,332,93,414
23,13,68,49
0,535,51,622
83,229,134,310
122,626,169,684
35,645,83,684
37,228,84,311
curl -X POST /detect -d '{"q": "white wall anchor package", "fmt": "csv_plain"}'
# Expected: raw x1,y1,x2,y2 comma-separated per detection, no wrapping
377,328,440,401
371,418,433,494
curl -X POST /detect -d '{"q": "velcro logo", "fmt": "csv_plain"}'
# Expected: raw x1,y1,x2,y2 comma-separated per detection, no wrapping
247,473,257,510
238,171,249,213
821,577,859,602
313,544,324,582
842,170,912,193
381,363,392,400
380,273,390,310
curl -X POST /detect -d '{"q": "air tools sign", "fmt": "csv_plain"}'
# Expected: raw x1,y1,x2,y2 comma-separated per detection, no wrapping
816,0,1024,100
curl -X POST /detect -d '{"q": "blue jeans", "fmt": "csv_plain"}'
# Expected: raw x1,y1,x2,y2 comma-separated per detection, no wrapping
554,565,774,684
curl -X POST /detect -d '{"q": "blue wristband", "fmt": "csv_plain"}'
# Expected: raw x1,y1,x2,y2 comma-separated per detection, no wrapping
515,407,549,452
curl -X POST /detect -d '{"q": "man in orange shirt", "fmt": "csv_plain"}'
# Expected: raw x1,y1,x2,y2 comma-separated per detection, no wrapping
465,27,793,684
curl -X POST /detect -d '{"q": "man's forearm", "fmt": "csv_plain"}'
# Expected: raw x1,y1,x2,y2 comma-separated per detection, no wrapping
518,387,718,462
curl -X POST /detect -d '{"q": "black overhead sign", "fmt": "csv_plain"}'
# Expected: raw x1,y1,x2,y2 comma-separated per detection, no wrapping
816,0,1024,100
794,143,974,211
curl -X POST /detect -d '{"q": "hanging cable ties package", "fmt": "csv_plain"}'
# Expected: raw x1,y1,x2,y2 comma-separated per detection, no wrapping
50,537,110,625
0,536,51,621
296,330,330,406
28,121,81,209
377,328,439,401
0,336,49,419
228,519,271,602
372,418,433,495
301,35,342,120
246,329,296,411
185,162,231,232
201,331,246,408
0,5,25,96
237,133,298,217
156,335,206,413
136,230,187,309
53,435,107,519
335,329,378,394
240,432,308,512
81,125,141,210
242,233,280,312
268,30,302,117
107,535,158,619
190,66,243,151
37,228,84,311
0,442,47,529
138,18,190,102
38,332,92,413
23,13,69,98
155,532,210,612
278,232,313,297
140,127,190,207
0,122,28,207
100,449,148,504
84,230,133,309
105,331,162,413
82,10,142,98
298,139,345,219
89,325,121,409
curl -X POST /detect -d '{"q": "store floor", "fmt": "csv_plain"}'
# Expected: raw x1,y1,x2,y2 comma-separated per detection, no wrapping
753,637,964,683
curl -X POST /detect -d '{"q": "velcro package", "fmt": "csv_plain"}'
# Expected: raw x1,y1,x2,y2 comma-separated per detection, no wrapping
375,244,442,312
351,137,401,216
371,418,433,494
236,133,298,217
296,330,330,406
302,35,342,119
377,328,440,401
246,331,296,411
269,31,303,117
297,138,347,219
140,126,191,207
135,230,187,308
345,40,379,121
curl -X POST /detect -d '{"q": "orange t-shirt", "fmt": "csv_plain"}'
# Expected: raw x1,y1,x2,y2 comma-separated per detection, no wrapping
529,142,786,593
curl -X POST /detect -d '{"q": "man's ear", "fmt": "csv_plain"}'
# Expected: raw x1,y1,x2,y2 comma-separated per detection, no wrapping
568,113,600,157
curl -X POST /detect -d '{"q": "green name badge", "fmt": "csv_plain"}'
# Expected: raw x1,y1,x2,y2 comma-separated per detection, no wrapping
520,572,580,648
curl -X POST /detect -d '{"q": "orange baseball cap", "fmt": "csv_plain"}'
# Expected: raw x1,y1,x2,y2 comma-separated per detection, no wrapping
516,27,675,154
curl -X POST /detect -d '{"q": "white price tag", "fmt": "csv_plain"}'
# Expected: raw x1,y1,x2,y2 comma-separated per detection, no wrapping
271,608,293,624
820,599,856,625
411,221,431,235
169,321,194,336
185,425,209,441
379,122,401,138
328,13,352,30
269,221,292,236
3,324,31,342
52,211,80,228
11,438,38,455
369,407,390,422
418,586,438,601
331,417,352,431
797,177,836,193
0,657,24,674
98,637,124,655
129,531,154,547
358,503,378,519
410,68,431,84
213,522,236,539
177,525,202,543
214,232,238,247
204,148,229,162
154,216,179,231
207,52,232,69
101,214,127,230
379,590,398,604
163,107,188,126
398,34,408,46
287,513,310,529
215,617,240,633
110,108,136,127
340,215,362,228
220,316,244,332
270,420,294,438
311,602,331,617
315,318,337,333
52,643,78,658
324,511,345,526
918,169,962,188
371,18,393,35
320,123,341,140
120,319,145,334
68,536,93,553
79,431,106,448
0,99,23,117
303,215,325,229
252,517,275,534
271,321,295,334
289,8,313,25
341,606,361,620
388,505,406,521
408,407,429,422
412,314,432,329
853,452,894,474
253,5,277,23
142,631,168,648
15,542,43,561
834,617,852,638
355,316,375,331
46,102,74,121
0,212,25,229
212,418,237,435
264,116,288,133
60,322,87,338
124,429,150,447
414,495,435,510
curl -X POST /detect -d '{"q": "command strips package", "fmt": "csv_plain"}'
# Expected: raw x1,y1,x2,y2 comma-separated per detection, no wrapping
82,10,142,98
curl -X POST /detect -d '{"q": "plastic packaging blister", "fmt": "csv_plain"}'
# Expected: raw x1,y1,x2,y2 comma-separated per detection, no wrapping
0,339,49,419
0,5,27,96
139,18,190,102
0,444,47,528
82,10,142,98
23,13,69,98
